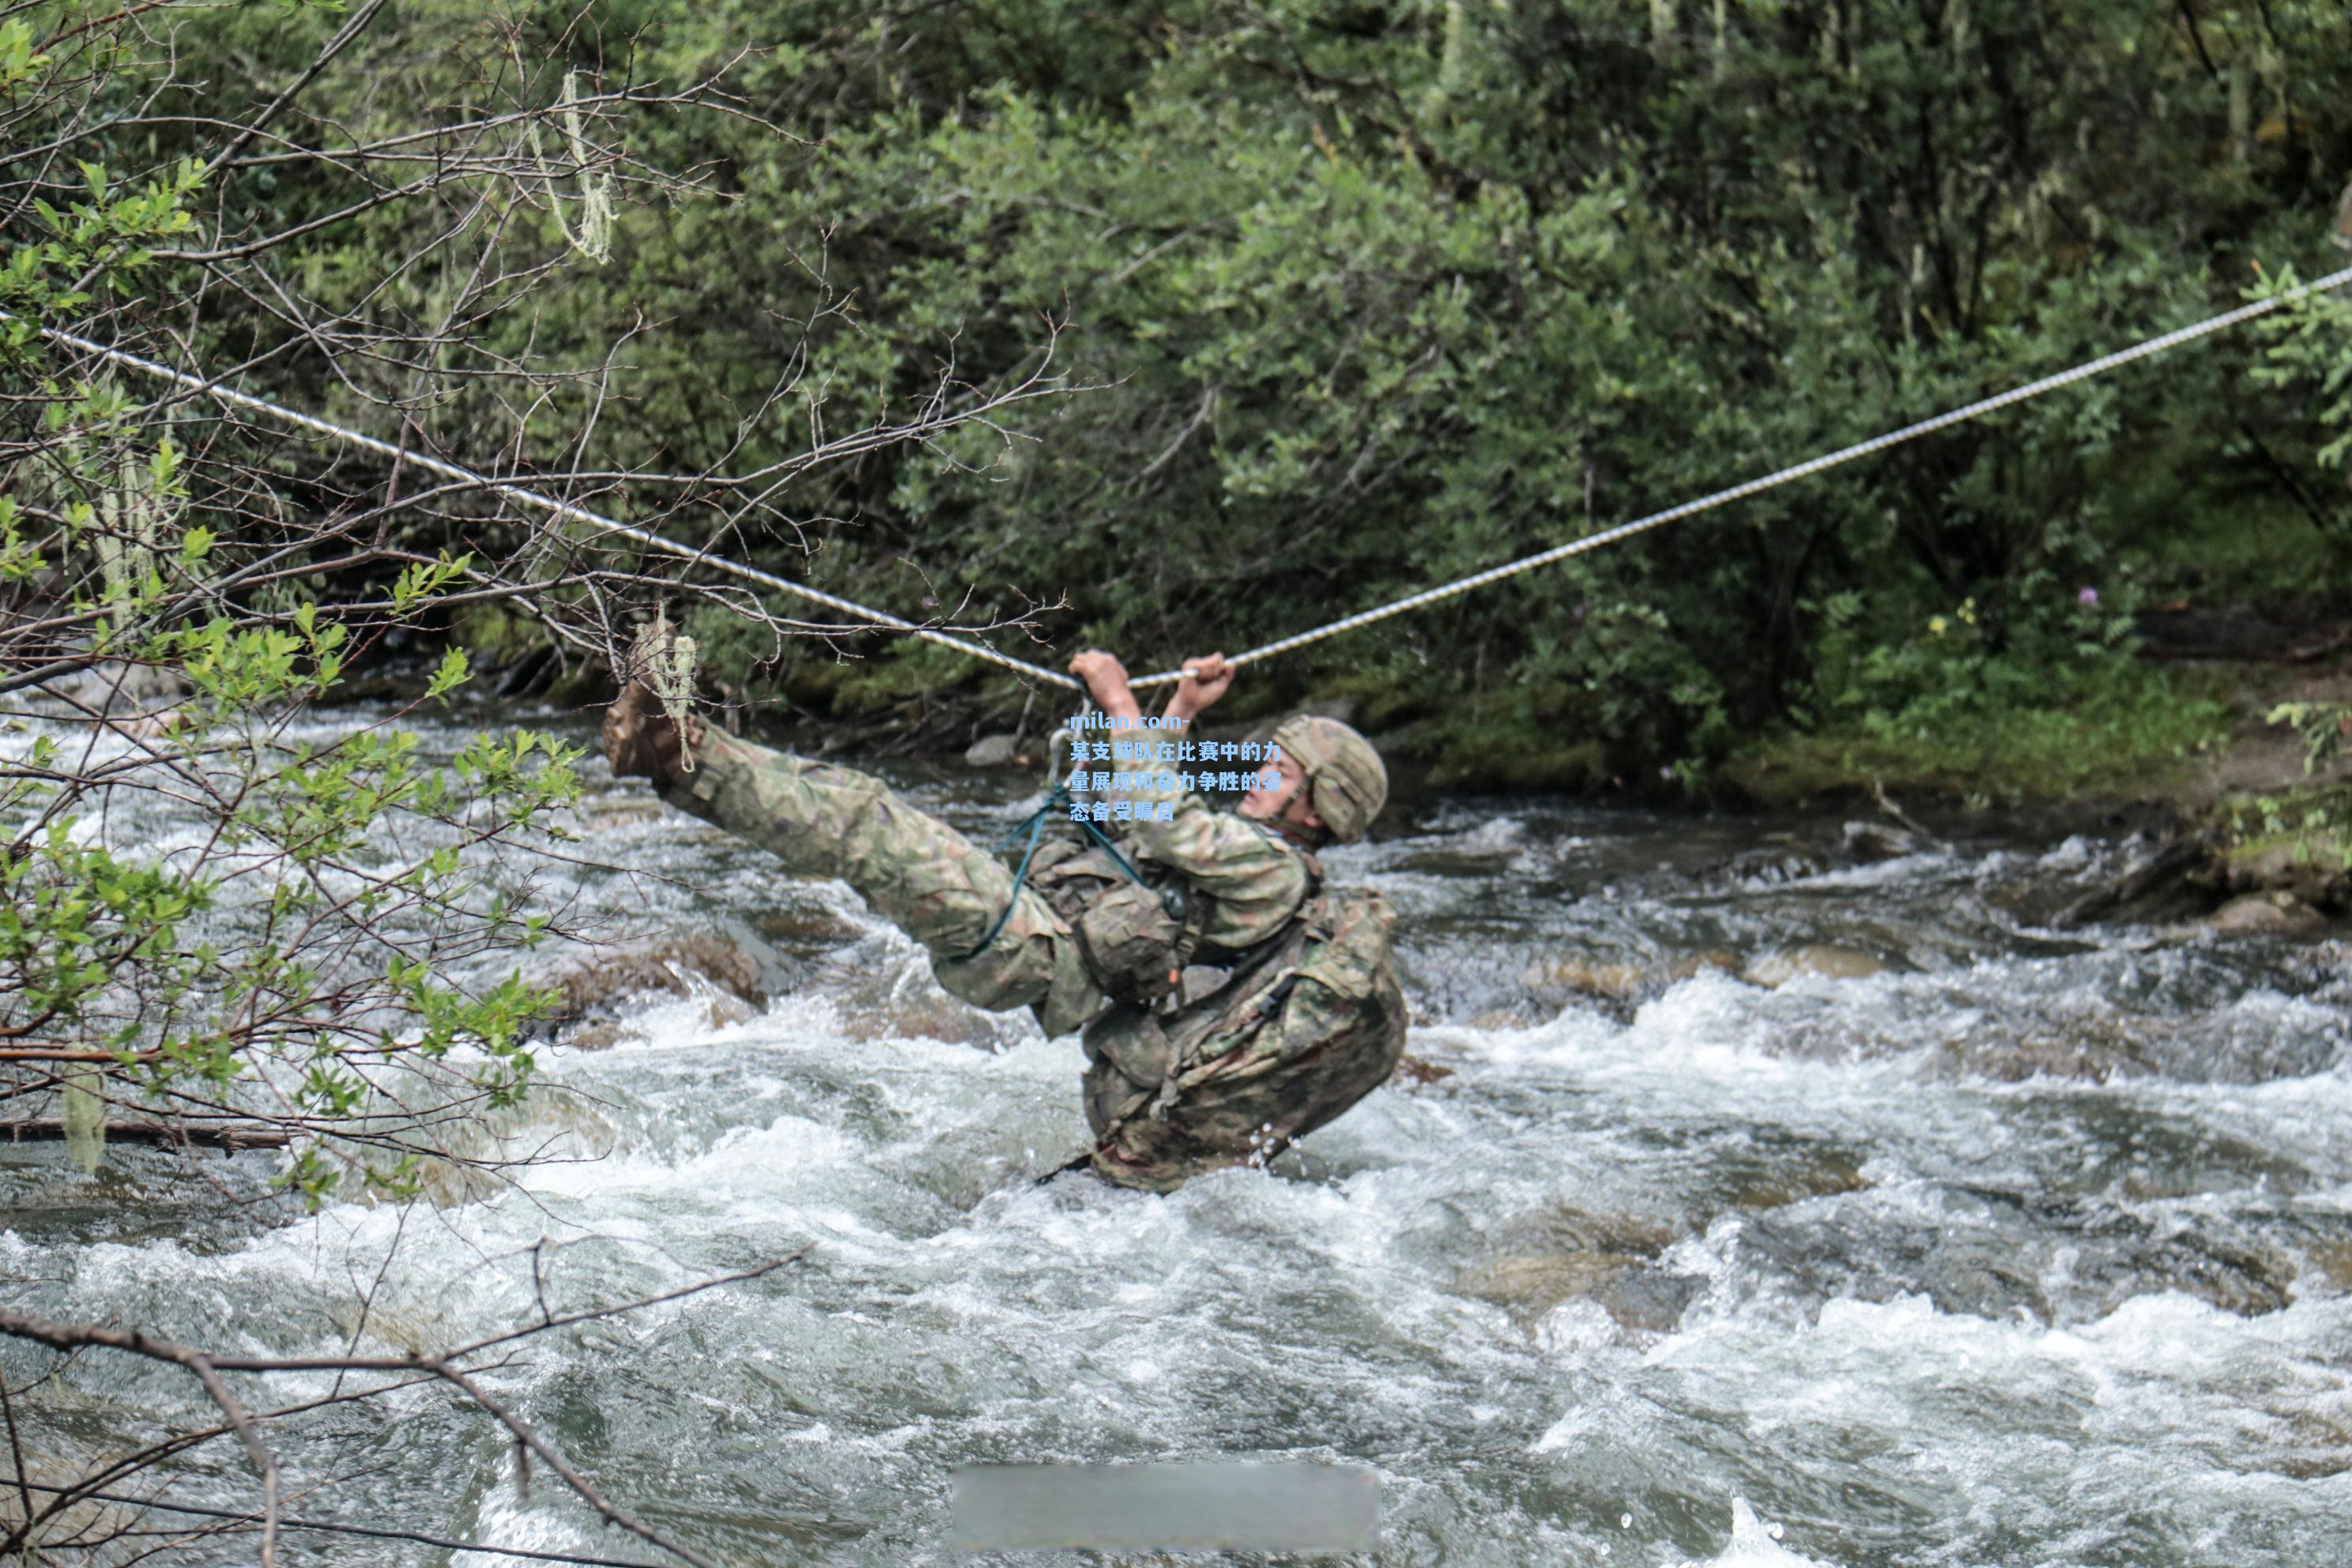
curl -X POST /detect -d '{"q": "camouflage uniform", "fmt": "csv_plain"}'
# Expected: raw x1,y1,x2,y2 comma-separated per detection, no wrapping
1072,741,1408,1191
652,723,1408,1193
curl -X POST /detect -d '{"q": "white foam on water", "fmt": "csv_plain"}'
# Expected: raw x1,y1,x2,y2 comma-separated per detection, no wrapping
1673,1498,1828,1567
1781,849,1953,891
2038,835,2101,871
463,1487,610,1568
24,727,2352,1565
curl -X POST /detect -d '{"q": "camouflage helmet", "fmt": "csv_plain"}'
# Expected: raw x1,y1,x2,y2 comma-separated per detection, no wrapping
1272,714,1387,844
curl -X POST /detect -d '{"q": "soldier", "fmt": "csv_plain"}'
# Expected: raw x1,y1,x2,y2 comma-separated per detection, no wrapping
601,644,1409,1193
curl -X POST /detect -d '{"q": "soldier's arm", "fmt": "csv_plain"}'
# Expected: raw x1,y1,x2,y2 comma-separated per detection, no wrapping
1110,736,1306,942
1069,650,1310,944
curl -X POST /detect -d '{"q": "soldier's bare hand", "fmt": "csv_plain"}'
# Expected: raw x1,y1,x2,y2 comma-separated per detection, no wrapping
1067,649,1140,719
1167,652,1234,721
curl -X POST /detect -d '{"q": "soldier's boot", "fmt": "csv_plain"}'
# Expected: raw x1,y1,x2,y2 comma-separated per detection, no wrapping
601,678,693,783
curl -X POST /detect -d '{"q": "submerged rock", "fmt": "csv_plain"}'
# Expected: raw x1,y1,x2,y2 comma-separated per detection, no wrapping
1518,952,1738,1021
812,952,1031,1051
400,1089,620,1207
2305,1240,2352,1292
2205,890,2328,935
1462,1250,1637,1314
963,733,1020,768
1735,1186,2298,1326
1708,1498,1825,1568
1740,944,1889,987
1589,1267,1707,1334
537,933,768,1046
1457,1205,1702,1332
1936,1026,2158,1084
1522,956,1648,1002
1721,1151,1872,1212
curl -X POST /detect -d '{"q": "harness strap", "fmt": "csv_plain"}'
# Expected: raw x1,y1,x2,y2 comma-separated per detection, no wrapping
958,780,1166,962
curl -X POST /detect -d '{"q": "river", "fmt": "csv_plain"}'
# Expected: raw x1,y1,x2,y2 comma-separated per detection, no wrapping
9,710,2352,1566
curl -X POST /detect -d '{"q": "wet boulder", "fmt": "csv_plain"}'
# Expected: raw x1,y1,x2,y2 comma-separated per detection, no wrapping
2055,832,2224,927
836,995,986,1047
537,933,769,1046
62,658,187,715
752,903,867,958
1456,1205,1704,1333
963,733,1020,768
1740,945,1890,987
1842,820,1926,861
2205,890,2328,936
2222,838,2352,914
1715,839,1834,886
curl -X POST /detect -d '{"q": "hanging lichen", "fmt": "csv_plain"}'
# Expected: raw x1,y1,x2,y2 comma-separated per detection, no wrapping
94,443,177,638
1434,0,1469,100
62,1065,105,1174
2256,40,2287,143
2228,61,2250,168
530,69,615,263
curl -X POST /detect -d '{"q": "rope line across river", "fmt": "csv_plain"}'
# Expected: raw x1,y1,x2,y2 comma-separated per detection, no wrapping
18,259,2352,694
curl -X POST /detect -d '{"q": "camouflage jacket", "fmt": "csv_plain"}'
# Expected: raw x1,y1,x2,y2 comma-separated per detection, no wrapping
1057,741,1409,1191
1089,738,1315,953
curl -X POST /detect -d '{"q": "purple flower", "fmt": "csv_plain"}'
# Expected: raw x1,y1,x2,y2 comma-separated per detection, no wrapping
2077,587,2099,605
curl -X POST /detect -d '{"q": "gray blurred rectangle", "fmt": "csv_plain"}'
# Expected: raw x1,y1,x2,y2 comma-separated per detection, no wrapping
950,1460,1378,1555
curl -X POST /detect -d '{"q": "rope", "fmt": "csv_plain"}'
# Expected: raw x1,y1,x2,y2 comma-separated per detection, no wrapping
1120,262,2352,688
21,259,2352,699
7,317,1087,691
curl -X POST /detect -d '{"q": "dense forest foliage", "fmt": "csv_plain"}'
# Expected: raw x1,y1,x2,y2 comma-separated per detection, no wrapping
17,0,2352,790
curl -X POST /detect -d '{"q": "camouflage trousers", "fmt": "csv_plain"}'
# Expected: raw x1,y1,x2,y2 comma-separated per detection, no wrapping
655,729,1106,1038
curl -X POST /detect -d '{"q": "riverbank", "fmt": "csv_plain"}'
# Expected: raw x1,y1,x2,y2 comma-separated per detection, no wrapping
1721,607,2352,923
